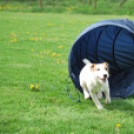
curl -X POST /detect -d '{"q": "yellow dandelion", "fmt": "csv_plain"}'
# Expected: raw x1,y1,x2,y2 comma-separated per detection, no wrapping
33,33,37,35
30,37,34,40
47,51,50,54
14,39,17,42
71,7,74,9
20,27,21,30
116,124,121,127
40,37,42,40
10,40,14,42
36,84,39,88
40,51,42,53
47,23,52,26
27,31,30,34
58,46,63,48
12,32,14,34
30,84,34,89
51,53,56,57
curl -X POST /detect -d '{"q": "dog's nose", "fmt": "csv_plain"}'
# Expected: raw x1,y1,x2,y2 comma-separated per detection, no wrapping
104,74,107,78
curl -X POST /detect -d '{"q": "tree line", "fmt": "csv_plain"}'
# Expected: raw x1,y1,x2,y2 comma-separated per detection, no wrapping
5,0,127,9
38,0,127,9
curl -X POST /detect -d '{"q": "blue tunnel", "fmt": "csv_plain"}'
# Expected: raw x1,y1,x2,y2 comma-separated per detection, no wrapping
68,19,134,99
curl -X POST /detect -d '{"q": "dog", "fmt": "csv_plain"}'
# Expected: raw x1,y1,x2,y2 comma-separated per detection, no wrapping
79,59,111,109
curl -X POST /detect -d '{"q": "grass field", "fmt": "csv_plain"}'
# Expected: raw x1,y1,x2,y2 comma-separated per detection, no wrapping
0,0,134,15
0,12,134,134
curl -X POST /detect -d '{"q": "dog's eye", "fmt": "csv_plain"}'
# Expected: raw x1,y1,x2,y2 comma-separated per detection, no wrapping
105,68,107,71
97,68,100,71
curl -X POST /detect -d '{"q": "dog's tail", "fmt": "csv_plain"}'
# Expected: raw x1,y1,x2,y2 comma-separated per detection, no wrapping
82,59,92,65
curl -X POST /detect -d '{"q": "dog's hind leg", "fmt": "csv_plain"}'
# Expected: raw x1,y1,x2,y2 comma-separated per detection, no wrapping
90,93,103,109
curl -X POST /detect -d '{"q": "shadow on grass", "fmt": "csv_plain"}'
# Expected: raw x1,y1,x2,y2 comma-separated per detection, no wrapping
104,95,134,115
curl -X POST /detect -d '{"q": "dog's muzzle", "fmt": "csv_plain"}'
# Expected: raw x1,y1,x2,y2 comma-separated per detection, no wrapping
99,77,106,82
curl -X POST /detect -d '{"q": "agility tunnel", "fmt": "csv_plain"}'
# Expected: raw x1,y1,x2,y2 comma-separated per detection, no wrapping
68,19,134,99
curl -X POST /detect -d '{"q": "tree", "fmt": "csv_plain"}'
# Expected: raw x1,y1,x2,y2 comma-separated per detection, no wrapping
29,0,32,6
119,0,127,7
94,0,97,10
38,0,43,8
89,0,92,6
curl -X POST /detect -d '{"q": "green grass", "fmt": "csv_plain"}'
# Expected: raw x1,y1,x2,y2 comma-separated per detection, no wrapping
0,12,134,133
0,0,134,15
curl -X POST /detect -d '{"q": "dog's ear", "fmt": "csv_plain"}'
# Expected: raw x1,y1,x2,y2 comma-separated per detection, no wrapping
103,62,109,72
90,64,95,70
103,62,108,67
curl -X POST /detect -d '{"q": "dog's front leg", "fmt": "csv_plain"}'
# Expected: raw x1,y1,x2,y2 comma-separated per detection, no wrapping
90,92,103,109
83,86,90,99
104,89,111,104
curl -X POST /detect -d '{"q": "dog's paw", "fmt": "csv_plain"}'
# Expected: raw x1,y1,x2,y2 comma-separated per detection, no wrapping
97,105,103,110
105,99,111,104
84,94,90,99
84,92,90,99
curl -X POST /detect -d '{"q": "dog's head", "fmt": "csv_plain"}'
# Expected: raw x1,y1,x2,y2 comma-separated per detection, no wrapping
91,62,109,82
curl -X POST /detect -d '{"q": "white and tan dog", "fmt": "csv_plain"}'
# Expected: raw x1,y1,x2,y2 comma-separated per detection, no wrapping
79,59,111,109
